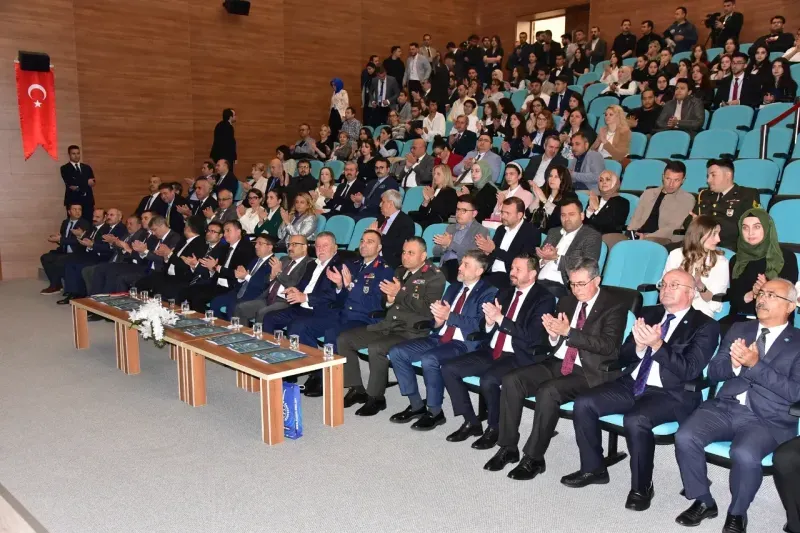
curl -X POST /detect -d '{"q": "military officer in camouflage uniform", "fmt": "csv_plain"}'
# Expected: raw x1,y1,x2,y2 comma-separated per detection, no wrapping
338,236,446,416
683,159,760,251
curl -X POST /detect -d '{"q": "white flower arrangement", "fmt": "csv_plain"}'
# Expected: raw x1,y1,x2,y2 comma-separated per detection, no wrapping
128,300,179,348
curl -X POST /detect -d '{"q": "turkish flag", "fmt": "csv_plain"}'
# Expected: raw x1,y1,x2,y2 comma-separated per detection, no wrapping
15,63,58,160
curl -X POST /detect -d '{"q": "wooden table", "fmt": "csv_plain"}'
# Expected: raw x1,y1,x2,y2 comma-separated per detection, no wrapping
71,298,142,375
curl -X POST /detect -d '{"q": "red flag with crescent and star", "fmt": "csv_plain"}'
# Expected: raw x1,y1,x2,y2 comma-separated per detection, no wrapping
15,62,57,160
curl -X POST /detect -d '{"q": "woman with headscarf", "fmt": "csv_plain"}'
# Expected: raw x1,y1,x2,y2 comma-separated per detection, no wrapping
329,78,347,137
584,170,630,234
723,208,799,324
456,159,498,222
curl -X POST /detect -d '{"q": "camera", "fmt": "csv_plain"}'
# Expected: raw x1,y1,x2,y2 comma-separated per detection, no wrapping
704,12,720,29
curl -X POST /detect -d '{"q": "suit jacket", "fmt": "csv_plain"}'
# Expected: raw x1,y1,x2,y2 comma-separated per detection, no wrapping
403,54,432,84
712,74,762,109
326,179,366,215
141,229,183,272
584,195,630,234
522,153,569,184
111,228,149,263
543,224,602,284
449,130,478,156
334,256,394,323
163,235,209,281
57,218,91,254
714,12,744,47
211,206,238,224
590,127,632,162
60,162,95,207
234,254,274,301
135,193,166,216
549,66,574,84
368,76,400,107
620,306,720,402
378,210,416,269
163,197,188,234
393,154,435,187
214,172,239,197
488,222,542,274
189,241,229,283
89,223,129,261
368,261,446,335
412,187,458,225
189,195,218,217
212,239,256,288
547,289,627,386
488,283,556,360
260,255,315,299
433,220,489,259
710,320,800,444
654,96,705,133
294,254,344,312
210,120,237,162
360,177,400,217
548,89,577,115
568,151,606,190
588,38,608,65
434,279,498,351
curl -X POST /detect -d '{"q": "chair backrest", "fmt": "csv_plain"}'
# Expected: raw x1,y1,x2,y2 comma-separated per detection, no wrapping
645,130,691,159
621,159,667,192
314,214,327,237
593,60,610,75
604,159,622,176
708,104,754,132
778,161,800,196
348,217,376,250
510,90,529,111
601,240,669,305
308,160,323,178
568,84,583,95
739,42,752,54
492,136,504,150
628,132,648,158
619,192,639,225
769,51,784,61
398,140,411,157
706,47,723,60
575,191,589,210
587,96,619,117
422,223,448,256
372,125,389,139
621,94,641,110
672,51,692,62
732,159,780,193
577,72,599,86
583,83,608,105
599,286,644,316
414,222,422,237
401,186,425,212
325,161,345,179
792,64,800,85
738,129,793,164
622,57,638,67
323,215,356,249
598,240,608,271
770,200,800,244
512,158,530,170
689,130,738,159
682,159,709,193
753,103,795,129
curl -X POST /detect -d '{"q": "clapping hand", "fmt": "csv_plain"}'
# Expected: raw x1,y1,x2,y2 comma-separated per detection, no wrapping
730,338,759,368
102,234,117,243
236,204,246,217
430,300,451,326
280,209,292,224
482,299,504,327
182,254,199,269
432,232,452,248
379,277,402,299
79,237,93,247
531,182,546,203
234,265,248,280
155,244,172,258
542,312,571,339
199,256,218,271
326,265,344,289
422,185,435,201
284,287,307,305
588,190,600,211
341,265,353,289
631,318,663,352
752,273,768,295
535,243,558,261
177,204,192,216
351,192,364,205
71,228,83,237
132,240,147,253
368,221,379,231
269,256,282,275
474,233,495,254
48,234,61,244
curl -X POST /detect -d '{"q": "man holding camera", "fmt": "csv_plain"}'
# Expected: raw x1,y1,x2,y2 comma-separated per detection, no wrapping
711,0,744,47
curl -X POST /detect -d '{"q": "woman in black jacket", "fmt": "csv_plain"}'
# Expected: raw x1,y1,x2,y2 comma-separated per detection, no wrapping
527,164,577,232
410,164,459,227
584,170,630,234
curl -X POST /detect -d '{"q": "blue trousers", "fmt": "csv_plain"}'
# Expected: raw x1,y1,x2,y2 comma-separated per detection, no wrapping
210,290,239,320
288,312,370,352
262,307,315,337
674,398,779,516
388,337,469,409
63,257,101,295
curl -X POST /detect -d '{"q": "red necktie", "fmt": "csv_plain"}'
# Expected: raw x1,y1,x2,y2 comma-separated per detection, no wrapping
492,290,522,360
732,77,740,101
379,219,388,233
561,302,588,375
440,287,469,343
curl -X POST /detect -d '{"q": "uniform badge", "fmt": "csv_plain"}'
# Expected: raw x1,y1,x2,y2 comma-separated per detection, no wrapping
412,293,420,299
422,264,429,273
363,286,370,294
726,208,734,217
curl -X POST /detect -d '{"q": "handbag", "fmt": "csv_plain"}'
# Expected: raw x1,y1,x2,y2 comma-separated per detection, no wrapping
282,382,303,439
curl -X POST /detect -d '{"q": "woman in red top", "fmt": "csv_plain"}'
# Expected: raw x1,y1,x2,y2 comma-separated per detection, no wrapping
432,137,463,173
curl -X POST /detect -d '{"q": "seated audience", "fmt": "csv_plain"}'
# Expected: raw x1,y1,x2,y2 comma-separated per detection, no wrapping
86,213,149,297
626,89,662,135
567,132,604,190
392,139,434,188
331,131,356,161
356,140,378,181
213,158,239,199
560,110,597,159
452,133,502,187
370,189,415,269
135,176,166,216
311,167,337,213
277,192,317,247
310,125,334,161
285,159,317,206
690,64,715,109
241,163,270,197
210,190,238,224
492,163,534,217
237,188,266,234
599,54,621,84
410,164,459,227
523,135,568,188
276,145,297,177
252,190,286,237
765,58,798,102
325,162,364,216
422,100,446,142
127,214,184,294
433,197,490,282
179,178,217,219
355,157,399,218
40,204,91,294
584,170,630,234
654,78,705,134
652,74,674,104
447,115,478,156
711,53,732,81
477,197,541,289
600,66,638,98
670,59,693,86
712,52,761,108
591,105,632,162
528,165,576,232
752,16,795,56
783,29,800,62
375,127,399,158
156,183,186,235
340,108,362,144
291,123,317,160
456,161,499,222
432,137,464,173
524,109,559,157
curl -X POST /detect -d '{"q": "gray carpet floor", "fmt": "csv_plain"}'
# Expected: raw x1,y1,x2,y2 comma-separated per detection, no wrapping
0,279,787,533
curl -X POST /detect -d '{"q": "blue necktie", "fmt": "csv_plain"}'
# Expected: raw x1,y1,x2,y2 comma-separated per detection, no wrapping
633,314,675,396
238,258,264,298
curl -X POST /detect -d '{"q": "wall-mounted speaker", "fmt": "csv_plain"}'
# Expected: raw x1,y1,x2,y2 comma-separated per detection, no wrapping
18,51,50,72
223,0,250,15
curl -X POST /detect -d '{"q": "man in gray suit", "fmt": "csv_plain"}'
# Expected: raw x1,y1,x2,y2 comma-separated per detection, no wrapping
403,42,431,96
433,196,490,282
567,132,605,190
209,190,238,224
390,138,435,187
535,197,602,297
233,234,314,324
654,79,705,135
452,133,503,186
368,67,400,127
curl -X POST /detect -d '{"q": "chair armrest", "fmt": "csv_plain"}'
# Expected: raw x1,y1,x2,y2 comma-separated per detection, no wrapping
369,310,387,319
735,125,751,131
628,154,643,160
637,283,658,292
719,152,734,159
599,359,624,372
711,293,729,303
790,401,800,417
413,320,434,331
673,228,686,236
774,152,789,159
684,376,710,393
467,331,491,342
670,153,687,160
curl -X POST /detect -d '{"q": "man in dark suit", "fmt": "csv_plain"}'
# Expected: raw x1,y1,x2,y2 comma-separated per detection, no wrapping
87,213,149,297
134,216,212,300
564,269,721,510
447,115,478,157
442,253,556,448
774,436,800,533
523,135,568,187
338,237,446,416
60,145,96,221
477,197,542,289
214,159,239,199
286,159,318,206
185,220,255,312
135,175,166,216
713,0,744,47
548,52,574,84
121,214,184,293
389,251,498,430
547,76,575,116
178,178,217,219
210,234,276,320
392,139,435,188
654,80,706,134
712,52,761,109
536,197,602,297
674,278,800,533
210,108,237,172
483,257,627,476
325,161,365,216
368,67,400,127
40,203,91,294
354,157,400,219
372,189,415,269
67,208,131,300
156,183,186,235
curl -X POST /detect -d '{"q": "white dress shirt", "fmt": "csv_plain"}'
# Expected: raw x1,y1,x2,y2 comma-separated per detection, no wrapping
217,240,239,287
586,198,608,218
539,226,582,284
409,55,420,80
488,283,534,352
663,249,730,318
673,99,684,120
423,112,446,142
437,280,479,342
491,222,522,272
144,192,160,211
168,235,198,276
727,73,745,102
402,157,425,187
732,322,788,404
549,288,602,366
532,155,553,187
300,257,332,309
630,307,690,387
276,259,303,299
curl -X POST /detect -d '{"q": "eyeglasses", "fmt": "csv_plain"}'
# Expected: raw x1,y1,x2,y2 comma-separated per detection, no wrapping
247,195,260,200
755,290,794,303
656,280,695,291
287,242,307,248
219,197,233,202
207,229,221,234
568,276,597,289
455,208,476,214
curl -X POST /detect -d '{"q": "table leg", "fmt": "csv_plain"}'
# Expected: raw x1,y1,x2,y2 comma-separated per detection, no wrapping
115,322,140,375
178,347,207,407
72,306,89,349
323,364,344,427
169,345,177,361
236,371,261,392
260,378,284,445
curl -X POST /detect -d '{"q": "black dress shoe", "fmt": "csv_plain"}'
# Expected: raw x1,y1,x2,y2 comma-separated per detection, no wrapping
483,446,520,471
355,396,386,416
625,484,654,511
471,426,499,450
343,388,369,408
675,501,718,527
389,404,427,423
560,469,610,488
721,514,747,533
56,294,73,305
446,421,483,442
302,374,323,397
508,455,546,480
411,411,446,431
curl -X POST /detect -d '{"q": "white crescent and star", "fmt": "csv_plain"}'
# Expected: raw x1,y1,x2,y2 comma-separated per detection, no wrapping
27,84,47,108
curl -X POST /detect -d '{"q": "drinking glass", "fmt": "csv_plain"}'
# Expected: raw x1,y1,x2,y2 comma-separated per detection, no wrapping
231,317,241,329
140,290,149,302
205,310,214,322
168,299,176,310
129,287,138,299
181,301,190,314
153,294,162,305
274,330,284,343
252,323,263,339
324,343,334,360
289,334,300,351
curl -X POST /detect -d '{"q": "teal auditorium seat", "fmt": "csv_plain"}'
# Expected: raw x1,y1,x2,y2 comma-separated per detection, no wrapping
770,200,800,245
645,130,691,159
422,223,448,256
738,129,793,166
414,223,422,237
621,159,667,192
324,215,356,249
604,159,622,176
706,47,723,60
628,132,648,159
308,160,323,178
733,159,780,196
314,214,326,238
325,161,344,178
777,161,800,196
689,130,738,159
682,159,709,193
621,94,641,109
398,140,411,157
602,240,668,305
619,193,639,225
593,60,610,75
583,83,608,105
577,72,599,86
347,217,376,250
401,186,425,212
512,158,530,170
587,96,619,118
510,90,528,111
708,105,754,144
672,51,692,62
752,103,795,130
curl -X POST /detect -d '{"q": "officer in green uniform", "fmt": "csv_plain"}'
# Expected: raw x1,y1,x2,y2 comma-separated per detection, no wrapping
338,236,446,416
683,159,759,251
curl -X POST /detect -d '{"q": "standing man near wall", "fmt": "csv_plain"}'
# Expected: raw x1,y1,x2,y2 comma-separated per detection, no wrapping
60,145,96,222
210,108,237,173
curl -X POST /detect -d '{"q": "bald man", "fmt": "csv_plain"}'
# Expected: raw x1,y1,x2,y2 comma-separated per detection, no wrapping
390,138,434,187
564,269,720,513
265,158,285,193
